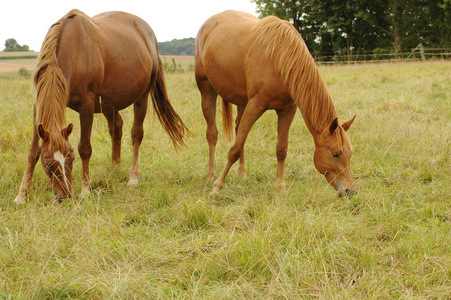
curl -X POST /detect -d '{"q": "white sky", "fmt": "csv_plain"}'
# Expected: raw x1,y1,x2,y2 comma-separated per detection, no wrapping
1,0,257,51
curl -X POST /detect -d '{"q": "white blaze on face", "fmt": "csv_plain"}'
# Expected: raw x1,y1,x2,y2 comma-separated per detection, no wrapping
53,151,69,189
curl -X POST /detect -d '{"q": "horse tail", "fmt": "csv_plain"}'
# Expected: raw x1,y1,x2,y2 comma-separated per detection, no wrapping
150,57,188,148
221,97,234,143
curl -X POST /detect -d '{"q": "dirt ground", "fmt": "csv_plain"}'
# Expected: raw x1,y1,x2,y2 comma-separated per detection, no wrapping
0,60,37,75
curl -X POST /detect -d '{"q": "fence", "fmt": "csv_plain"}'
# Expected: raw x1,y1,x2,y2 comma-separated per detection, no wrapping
315,44,451,64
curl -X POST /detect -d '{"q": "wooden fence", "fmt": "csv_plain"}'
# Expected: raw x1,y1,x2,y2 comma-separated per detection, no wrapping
315,44,451,64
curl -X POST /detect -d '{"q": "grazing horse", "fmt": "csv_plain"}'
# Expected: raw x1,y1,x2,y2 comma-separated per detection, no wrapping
14,10,188,204
195,11,356,197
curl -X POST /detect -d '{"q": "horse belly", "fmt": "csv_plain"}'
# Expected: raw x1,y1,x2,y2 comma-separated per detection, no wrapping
98,60,153,112
201,42,249,106
206,64,248,106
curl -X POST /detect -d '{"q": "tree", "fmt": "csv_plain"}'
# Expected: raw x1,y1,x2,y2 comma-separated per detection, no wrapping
158,38,195,56
251,0,451,59
251,0,393,59
4,38,18,50
3,38,30,52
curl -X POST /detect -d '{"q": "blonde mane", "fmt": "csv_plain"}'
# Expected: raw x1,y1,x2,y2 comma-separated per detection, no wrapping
252,16,338,134
34,10,88,153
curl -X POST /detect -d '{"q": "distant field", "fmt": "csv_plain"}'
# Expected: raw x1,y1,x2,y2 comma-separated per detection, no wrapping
0,51,38,59
0,52,194,77
0,52,38,77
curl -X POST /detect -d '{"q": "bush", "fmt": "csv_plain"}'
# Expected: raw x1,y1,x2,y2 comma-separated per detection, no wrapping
18,67,31,78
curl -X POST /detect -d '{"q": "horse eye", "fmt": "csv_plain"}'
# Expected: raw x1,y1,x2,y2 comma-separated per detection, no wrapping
332,153,340,158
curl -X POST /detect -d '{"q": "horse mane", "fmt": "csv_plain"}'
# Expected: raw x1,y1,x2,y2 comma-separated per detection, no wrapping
34,10,87,152
252,16,338,134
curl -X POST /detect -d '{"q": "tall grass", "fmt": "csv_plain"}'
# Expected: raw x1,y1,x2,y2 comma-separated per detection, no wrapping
0,62,450,298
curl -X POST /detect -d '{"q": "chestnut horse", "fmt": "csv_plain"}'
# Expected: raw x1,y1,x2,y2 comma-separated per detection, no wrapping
14,10,188,204
195,11,356,197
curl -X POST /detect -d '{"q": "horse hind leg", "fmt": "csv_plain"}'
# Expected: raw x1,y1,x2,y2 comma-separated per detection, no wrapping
128,94,148,186
103,111,123,166
198,80,219,181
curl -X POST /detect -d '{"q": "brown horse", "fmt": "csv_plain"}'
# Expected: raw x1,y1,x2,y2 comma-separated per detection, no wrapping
14,10,188,204
195,11,356,197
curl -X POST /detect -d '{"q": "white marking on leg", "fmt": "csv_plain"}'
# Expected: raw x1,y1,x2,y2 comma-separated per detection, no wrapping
54,151,69,189
14,194,27,204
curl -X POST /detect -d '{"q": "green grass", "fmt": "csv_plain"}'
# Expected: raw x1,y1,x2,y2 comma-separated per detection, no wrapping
0,51,38,59
1,62,450,298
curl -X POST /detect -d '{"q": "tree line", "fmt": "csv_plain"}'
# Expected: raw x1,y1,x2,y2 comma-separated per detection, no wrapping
251,0,451,60
158,38,195,56
3,39,29,52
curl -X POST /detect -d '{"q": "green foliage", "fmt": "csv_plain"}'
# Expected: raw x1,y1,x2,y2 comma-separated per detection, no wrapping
252,0,451,56
0,62,450,298
162,58,194,73
18,67,31,78
158,38,195,56
3,38,29,52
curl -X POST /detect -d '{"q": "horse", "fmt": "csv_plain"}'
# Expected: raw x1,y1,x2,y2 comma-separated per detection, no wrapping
195,10,356,197
14,10,188,204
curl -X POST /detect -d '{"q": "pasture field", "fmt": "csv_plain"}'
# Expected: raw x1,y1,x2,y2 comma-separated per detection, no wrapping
0,61,450,298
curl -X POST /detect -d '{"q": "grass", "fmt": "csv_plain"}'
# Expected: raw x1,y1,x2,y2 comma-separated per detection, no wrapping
0,51,38,59
0,61,450,298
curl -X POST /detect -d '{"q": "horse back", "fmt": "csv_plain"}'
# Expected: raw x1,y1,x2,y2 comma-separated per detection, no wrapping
56,10,160,111
195,11,290,108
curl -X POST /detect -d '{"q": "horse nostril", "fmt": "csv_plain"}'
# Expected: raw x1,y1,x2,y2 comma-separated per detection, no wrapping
345,189,357,197
55,195,63,203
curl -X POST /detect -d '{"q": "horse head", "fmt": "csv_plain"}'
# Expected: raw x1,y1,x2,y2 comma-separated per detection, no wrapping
38,123,75,201
313,116,356,197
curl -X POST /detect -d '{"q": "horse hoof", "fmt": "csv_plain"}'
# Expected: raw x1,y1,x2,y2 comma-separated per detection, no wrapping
79,189,91,198
14,195,27,204
209,185,222,196
127,178,138,186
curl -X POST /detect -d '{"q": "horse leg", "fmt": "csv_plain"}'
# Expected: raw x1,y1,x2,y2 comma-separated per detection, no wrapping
14,125,41,204
199,81,219,181
212,100,266,194
103,111,123,166
128,94,148,186
78,104,94,197
235,105,247,178
275,106,297,191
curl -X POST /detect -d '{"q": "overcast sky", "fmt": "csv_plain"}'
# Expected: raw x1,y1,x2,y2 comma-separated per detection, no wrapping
1,0,257,51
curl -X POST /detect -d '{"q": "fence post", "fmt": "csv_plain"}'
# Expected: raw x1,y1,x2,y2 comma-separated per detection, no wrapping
420,43,426,61
411,49,416,60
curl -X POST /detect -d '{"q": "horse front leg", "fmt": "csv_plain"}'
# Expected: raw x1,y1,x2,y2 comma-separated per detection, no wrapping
275,105,297,191
14,125,41,204
212,100,265,194
103,111,123,166
78,104,94,197
128,94,148,186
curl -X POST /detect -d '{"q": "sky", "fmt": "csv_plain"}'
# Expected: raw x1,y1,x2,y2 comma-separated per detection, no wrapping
1,0,257,52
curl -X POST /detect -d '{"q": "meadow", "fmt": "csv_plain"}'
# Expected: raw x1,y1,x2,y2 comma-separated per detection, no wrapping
0,61,450,299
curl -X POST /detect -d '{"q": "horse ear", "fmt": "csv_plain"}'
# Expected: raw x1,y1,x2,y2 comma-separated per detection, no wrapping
329,118,339,134
62,123,73,140
38,124,49,142
342,115,356,131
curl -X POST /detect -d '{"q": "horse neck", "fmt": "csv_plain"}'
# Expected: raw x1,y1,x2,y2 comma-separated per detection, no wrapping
34,62,69,153
252,16,338,136
295,67,338,137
